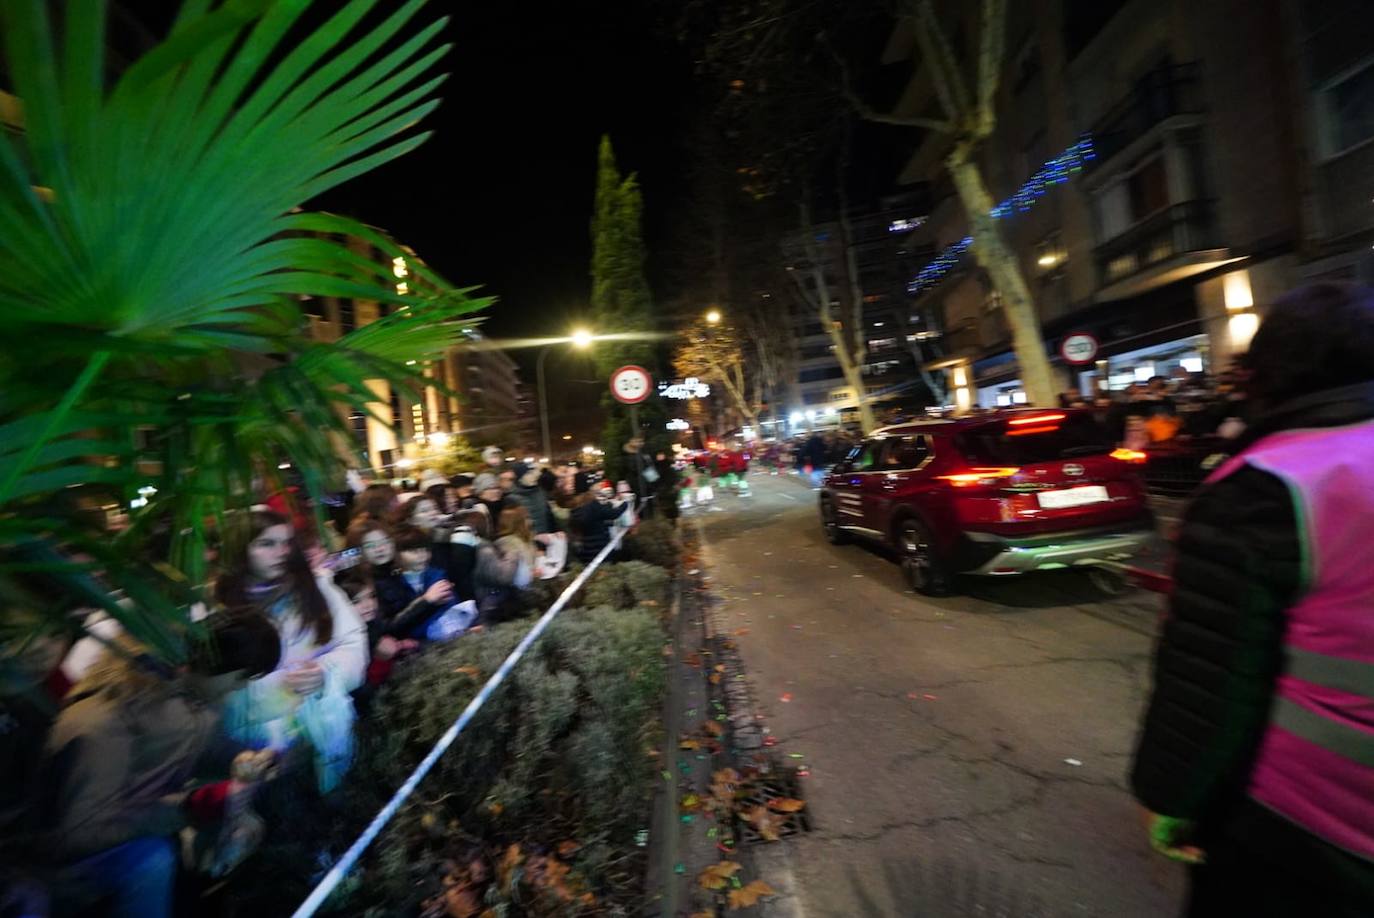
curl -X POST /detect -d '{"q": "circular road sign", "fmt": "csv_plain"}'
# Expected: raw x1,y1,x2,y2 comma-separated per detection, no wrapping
610,365,653,404
1060,333,1100,365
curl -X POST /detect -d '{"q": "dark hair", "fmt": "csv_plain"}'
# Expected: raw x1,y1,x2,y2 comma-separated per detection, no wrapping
335,567,373,601
392,523,431,552
354,483,398,523
188,611,282,678
452,508,490,540
451,474,474,490
215,510,333,645
424,483,450,514
1247,283,1374,405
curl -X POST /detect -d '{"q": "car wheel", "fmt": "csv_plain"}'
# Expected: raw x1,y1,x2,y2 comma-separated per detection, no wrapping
820,499,849,544
898,518,950,596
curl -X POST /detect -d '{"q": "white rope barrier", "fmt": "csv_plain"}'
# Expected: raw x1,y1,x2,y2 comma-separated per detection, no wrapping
290,526,629,918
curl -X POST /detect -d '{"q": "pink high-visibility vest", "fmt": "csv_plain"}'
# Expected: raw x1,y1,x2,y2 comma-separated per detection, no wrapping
1207,419,1374,860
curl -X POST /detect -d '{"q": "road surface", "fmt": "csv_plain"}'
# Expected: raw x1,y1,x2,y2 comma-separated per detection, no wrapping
687,472,1187,917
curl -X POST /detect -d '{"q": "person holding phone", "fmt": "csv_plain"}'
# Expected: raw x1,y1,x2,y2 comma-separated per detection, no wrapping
214,510,367,790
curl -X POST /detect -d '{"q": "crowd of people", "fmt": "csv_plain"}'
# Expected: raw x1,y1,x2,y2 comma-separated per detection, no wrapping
1,441,678,917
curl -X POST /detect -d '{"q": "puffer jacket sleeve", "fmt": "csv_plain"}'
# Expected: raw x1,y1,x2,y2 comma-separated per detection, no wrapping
316,575,369,693
1131,465,1301,819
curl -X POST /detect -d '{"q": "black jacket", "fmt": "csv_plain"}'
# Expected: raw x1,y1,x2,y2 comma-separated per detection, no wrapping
570,494,624,564
1132,383,1374,901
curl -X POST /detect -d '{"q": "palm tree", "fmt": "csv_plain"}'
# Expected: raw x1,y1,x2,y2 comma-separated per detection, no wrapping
0,1,483,673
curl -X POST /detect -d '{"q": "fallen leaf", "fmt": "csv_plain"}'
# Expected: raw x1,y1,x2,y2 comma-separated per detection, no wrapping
779,692,793,703
680,737,701,750
697,860,743,890
714,663,727,673
453,665,481,678
690,912,717,918
745,805,787,841
681,793,701,811
557,840,581,858
767,797,806,813
734,627,750,636
443,883,483,917
728,880,777,909
703,720,725,737
710,673,723,685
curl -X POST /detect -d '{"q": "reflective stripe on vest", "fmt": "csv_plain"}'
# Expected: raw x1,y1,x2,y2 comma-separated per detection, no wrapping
1286,645,1374,698
1272,696,1374,768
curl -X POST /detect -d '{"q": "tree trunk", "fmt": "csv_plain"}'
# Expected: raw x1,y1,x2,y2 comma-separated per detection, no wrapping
710,357,759,429
946,149,1057,407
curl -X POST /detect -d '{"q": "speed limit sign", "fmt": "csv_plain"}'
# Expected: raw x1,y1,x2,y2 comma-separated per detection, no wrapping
1060,333,1099,365
609,365,652,404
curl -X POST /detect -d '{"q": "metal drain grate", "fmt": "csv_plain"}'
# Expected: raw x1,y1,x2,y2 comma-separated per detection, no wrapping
734,766,813,845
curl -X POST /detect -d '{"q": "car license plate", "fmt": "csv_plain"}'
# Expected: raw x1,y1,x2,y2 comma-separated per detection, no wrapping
1037,485,1109,509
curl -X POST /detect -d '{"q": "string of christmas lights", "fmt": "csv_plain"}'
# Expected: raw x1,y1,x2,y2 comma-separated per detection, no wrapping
907,134,1095,294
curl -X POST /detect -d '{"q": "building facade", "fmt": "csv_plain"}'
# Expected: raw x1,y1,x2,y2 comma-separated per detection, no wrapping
883,0,1373,408
303,242,526,473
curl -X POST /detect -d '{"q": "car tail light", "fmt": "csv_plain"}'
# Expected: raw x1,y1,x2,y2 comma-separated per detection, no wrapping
937,467,1020,487
1110,448,1148,464
1007,413,1066,426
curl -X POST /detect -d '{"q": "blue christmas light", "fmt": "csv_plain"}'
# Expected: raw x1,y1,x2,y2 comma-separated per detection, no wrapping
907,134,1095,294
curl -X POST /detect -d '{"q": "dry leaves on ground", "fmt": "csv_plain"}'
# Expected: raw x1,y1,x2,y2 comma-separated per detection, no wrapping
730,879,774,907
767,797,806,813
744,804,787,842
697,861,742,890
729,880,777,909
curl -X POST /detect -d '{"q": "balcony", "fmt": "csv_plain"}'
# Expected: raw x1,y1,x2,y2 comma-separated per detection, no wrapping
1094,201,1228,299
1089,63,1203,171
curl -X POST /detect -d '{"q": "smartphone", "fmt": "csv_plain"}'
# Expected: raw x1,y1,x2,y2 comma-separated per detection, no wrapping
326,547,362,571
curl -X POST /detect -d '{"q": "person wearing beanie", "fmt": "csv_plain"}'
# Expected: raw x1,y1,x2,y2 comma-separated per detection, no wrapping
568,476,625,564
481,446,503,469
506,461,556,535
472,472,505,523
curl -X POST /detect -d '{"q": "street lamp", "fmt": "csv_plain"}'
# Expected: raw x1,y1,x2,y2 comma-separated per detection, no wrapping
705,309,722,325
537,329,596,462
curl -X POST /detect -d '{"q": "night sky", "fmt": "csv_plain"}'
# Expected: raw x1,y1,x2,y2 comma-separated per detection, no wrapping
325,3,698,445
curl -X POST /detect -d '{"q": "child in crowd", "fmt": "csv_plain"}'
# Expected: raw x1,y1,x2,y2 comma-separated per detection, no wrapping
374,525,454,640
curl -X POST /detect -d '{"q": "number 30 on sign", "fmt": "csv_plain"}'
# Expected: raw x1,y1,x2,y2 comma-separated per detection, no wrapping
610,365,652,404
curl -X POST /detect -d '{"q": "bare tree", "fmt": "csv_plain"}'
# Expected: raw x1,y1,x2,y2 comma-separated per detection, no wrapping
841,0,1058,407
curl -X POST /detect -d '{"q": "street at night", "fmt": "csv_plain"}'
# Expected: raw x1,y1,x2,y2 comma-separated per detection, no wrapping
688,475,1183,917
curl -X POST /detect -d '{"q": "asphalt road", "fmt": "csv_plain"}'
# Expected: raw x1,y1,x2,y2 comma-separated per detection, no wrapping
687,472,1187,918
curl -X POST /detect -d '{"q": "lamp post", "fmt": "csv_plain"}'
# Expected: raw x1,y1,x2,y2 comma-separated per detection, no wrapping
537,329,594,462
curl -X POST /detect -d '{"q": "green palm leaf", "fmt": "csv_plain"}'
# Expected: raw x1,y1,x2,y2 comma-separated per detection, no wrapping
0,1,491,674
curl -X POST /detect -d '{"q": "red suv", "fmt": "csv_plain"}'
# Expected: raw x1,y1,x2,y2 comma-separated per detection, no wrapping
819,409,1154,595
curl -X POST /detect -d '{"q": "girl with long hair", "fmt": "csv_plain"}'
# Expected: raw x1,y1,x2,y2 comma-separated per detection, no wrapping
215,510,368,791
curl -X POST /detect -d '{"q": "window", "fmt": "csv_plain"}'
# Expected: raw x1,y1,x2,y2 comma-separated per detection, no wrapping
956,414,1114,465
299,294,325,319
338,299,356,334
879,435,932,470
1321,62,1374,156
800,366,845,383
1095,154,1170,241
349,410,368,447
848,442,879,471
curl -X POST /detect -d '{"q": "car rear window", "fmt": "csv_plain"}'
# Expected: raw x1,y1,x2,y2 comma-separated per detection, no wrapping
955,413,1114,465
